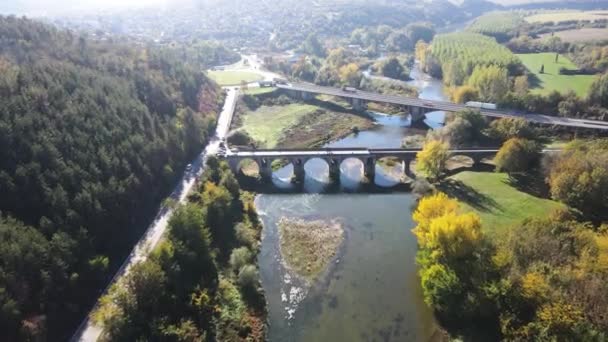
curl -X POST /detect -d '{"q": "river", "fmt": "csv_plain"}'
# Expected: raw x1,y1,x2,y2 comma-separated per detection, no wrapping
255,63,447,341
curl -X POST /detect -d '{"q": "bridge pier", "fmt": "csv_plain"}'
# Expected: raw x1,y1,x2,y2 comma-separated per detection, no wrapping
364,157,375,180
410,106,426,123
258,158,273,182
352,98,366,112
292,158,305,183
402,158,416,179
328,158,341,182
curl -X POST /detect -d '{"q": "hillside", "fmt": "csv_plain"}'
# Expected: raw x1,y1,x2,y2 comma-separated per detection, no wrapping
0,16,221,340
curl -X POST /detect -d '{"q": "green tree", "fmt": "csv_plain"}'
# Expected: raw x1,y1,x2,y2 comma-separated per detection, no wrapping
467,65,509,103
405,23,435,44
302,33,325,57
420,263,462,312
488,117,534,141
589,72,608,108
379,57,407,80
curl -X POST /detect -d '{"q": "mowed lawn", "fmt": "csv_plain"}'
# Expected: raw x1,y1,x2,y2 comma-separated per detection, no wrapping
240,104,318,148
516,53,596,96
445,172,564,236
207,70,263,86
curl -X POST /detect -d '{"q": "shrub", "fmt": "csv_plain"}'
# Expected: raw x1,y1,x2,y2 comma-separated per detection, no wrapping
229,247,253,274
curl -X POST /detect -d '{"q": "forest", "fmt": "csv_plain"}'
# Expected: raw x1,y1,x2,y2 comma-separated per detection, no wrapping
93,158,265,341
0,16,222,340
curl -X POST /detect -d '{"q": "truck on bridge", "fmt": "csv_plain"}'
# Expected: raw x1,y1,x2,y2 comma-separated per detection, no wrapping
342,86,357,93
465,101,497,110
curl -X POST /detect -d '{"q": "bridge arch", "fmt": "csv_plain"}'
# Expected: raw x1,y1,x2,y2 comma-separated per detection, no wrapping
303,157,329,181
234,158,260,178
270,157,294,181
340,157,365,183
375,156,404,186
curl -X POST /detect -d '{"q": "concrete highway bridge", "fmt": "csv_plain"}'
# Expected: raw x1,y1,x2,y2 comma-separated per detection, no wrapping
226,147,528,182
277,82,608,130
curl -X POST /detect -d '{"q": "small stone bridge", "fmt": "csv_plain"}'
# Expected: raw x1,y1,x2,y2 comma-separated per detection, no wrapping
226,147,502,182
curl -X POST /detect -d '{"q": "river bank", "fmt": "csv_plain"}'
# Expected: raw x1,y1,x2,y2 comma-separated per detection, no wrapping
249,61,451,341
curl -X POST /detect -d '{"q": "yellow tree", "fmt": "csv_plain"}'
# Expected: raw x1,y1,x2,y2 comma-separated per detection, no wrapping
427,212,482,260
412,192,459,247
338,63,361,87
415,140,450,180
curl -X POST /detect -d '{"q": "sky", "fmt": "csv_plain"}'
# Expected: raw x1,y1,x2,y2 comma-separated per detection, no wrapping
0,0,178,16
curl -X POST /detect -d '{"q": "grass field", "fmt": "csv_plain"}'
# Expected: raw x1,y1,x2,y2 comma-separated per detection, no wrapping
538,28,608,43
516,53,596,96
239,101,373,149
525,10,608,23
208,70,263,86
241,104,319,148
442,172,564,236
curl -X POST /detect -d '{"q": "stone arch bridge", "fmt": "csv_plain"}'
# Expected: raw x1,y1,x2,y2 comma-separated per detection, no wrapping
225,147,503,182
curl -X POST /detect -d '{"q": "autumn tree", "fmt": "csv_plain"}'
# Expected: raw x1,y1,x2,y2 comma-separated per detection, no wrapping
467,65,510,103
513,75,529,96
338,63,362,87
488,117,534,142
494,138,541,173
546,139,608,218
415,140,451,180
451,85,478,103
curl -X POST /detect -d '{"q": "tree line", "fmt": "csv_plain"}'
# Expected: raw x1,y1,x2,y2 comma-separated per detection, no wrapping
412,124,608,339
0,16,222,340
93,157,265,341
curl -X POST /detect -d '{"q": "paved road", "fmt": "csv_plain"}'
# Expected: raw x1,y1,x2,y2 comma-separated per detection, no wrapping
71,88,239,342
278,83,608,130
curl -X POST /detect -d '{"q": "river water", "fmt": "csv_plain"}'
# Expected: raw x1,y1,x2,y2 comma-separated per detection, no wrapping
256,63,446,341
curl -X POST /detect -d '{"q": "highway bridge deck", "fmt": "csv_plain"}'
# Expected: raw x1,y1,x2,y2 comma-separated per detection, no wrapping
277,83,608,130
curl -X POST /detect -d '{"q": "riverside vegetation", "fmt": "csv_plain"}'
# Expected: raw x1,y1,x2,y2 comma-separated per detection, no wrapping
93,157,266,341
411,132,608,339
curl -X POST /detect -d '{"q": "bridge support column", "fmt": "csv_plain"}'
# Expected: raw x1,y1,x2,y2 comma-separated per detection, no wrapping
328,158,341,182
292,158,305,183
227,158,239,175
364,157,376,181
352,98,366,112
258,158,273,182
410,106,426,123
301,91,314,101
403,158,416,179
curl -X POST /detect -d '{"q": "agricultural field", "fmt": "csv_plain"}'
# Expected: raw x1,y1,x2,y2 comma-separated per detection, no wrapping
525,10,608,24
466,11,525,41
516,52,597,96
430,32,520,73
208,70,264,86
445,172,564,237
538,28,608,43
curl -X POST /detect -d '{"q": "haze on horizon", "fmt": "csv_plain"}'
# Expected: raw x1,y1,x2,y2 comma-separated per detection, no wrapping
0,0,227,16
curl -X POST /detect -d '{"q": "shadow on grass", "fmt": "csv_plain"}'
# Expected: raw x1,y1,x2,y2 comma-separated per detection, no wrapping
437,179,502,213
505,171,550,199
527,72,543,89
